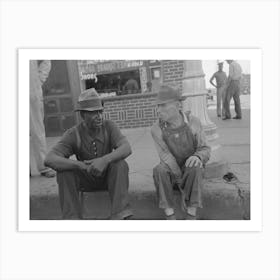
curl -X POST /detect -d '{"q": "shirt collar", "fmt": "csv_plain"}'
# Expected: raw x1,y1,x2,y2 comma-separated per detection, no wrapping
82,122,105,143
182,111,189,124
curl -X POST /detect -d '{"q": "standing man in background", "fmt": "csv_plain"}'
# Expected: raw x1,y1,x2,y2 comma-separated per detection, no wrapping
209,61,227,118
223,60,243,120
30,60,56,177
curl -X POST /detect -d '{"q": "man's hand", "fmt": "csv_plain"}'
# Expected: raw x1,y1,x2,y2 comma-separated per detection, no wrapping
76,161,88,172
84,157,109,177
185,156,202,168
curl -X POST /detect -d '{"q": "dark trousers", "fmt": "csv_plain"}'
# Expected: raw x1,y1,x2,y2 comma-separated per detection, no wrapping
56,160,132,219
153,163,203,210
224,80,242,119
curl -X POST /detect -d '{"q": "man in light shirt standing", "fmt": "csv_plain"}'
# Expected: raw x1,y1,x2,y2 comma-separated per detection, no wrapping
209,61,227,118
223,60,243,120
151,85,211,220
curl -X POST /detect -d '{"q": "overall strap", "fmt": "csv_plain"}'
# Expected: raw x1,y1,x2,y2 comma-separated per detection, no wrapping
74,126,81,161
102,125,109,155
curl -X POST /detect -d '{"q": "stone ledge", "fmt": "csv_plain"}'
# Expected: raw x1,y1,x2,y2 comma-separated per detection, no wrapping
30,180,250,220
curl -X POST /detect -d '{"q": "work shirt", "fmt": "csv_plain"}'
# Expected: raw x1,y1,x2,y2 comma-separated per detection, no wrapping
151,112,211,182
50,120,125,161
228,61,242,81
211,71,227,88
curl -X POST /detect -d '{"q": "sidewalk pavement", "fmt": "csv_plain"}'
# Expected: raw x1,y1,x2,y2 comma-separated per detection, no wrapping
30,106,250,220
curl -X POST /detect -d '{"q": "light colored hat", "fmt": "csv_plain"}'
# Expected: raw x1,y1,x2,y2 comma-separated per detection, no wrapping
75,88,103,112
217,60,224,64
155,85,185,105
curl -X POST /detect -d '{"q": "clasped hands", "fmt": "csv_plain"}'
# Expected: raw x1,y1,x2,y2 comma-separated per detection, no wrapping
78,157,109,177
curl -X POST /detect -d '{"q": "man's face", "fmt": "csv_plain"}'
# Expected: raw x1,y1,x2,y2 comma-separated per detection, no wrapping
218,63,223,71
82,110,103,129
157,101,179,122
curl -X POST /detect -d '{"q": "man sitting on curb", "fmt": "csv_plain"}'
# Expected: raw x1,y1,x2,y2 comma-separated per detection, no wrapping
151,85,211,220
45,88,133,220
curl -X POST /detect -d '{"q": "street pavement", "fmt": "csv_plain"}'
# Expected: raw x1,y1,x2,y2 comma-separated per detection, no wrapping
30,98,250,220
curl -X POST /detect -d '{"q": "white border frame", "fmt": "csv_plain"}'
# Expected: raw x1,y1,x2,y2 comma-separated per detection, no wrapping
19,48,261,232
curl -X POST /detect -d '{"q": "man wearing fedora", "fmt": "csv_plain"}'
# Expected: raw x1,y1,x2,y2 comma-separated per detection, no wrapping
151,85,211,220
45,88,133,219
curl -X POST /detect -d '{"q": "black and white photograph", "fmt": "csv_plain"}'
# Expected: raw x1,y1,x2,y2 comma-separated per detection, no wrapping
29,58,251,221
18,48,261,231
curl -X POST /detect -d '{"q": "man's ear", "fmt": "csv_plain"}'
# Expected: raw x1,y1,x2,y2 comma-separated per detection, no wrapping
175,101,181,110
80,111,85,120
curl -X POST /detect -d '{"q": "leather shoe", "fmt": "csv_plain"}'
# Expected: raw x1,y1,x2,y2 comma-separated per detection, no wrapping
166,214,176,220
232,116,242,119
222,117,230,120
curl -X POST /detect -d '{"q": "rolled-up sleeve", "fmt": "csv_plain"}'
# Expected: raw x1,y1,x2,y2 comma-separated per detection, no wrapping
38,60,51,84
50,128,76,158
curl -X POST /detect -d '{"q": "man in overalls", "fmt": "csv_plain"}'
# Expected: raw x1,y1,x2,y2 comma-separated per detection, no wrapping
45,88,133,220
151,85,211,220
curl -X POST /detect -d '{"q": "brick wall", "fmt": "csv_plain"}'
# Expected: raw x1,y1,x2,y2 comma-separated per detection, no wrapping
162,60,184,93
100,61,186,130
103,93,158,129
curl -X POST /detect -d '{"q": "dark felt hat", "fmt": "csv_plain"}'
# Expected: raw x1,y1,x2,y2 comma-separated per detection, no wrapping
75,88,103,112
155,85,185,105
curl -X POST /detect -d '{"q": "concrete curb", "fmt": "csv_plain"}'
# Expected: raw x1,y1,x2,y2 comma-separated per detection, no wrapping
30,178,250,220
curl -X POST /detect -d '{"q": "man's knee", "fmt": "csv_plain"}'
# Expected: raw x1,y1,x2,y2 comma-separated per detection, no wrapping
184,165,202,177
108,159,129,173
56,170,77,184
153,163,169,176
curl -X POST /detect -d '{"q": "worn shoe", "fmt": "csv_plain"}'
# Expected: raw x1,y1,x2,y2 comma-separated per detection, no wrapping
110,209,133,220
222,117,231,120
41,170,56,178
165,213,176,220
232,116,242,119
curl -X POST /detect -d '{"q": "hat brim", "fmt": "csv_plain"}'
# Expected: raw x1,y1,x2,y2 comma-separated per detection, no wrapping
74,106,104,112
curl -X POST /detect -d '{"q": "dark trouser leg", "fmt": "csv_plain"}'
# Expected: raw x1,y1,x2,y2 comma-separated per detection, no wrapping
224,89,231,119
56,169,105,219
153,164,175,209
106,160,132,219
56,170,83,219
232,81,242,118
220,85,226,117
181,166,203,208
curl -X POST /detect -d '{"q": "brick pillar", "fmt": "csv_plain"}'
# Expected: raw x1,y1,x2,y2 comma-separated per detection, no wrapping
181,60,228,178
161,60,184,93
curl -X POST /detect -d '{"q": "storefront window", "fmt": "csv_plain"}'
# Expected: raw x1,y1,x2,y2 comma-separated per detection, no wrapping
85,70,141,97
